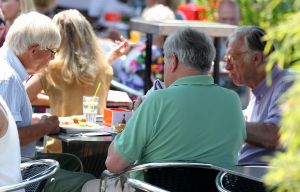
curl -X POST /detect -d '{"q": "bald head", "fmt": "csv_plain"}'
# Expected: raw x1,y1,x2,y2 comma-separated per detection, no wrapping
217,0,240,25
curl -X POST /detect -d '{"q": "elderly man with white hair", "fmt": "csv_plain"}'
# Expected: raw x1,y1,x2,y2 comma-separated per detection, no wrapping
0,12,94,192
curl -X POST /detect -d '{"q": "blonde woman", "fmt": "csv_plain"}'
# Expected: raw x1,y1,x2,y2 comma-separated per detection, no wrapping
26,9,129,152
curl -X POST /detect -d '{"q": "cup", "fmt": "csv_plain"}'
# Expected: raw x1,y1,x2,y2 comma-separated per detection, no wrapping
83,96,99,123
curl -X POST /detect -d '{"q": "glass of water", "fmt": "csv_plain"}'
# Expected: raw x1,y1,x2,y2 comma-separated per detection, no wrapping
83,96,99,123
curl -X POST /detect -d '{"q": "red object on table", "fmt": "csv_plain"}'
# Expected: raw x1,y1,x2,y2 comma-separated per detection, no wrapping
104,12,122,23
103,108,132,127
177,3,208,21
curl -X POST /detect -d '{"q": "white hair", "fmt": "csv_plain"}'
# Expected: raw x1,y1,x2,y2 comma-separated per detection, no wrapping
142,4,175,21
5,11,61,55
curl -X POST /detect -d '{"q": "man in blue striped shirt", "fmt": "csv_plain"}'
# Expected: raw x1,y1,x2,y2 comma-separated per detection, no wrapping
0,12,95,191
0,12,61,158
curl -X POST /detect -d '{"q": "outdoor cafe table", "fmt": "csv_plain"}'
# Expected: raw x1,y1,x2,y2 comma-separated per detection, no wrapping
130,19,237,93
49,132,114,177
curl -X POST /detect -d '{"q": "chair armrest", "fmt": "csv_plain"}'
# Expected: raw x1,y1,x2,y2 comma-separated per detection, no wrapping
0,159,59,192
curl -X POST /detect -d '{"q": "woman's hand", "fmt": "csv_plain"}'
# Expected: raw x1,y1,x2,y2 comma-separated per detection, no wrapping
107,36,130,65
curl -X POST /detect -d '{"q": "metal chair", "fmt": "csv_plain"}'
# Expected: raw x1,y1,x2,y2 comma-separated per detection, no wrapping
215,165,272,192
215,171,268,192
127,178,169,192
100,162,221,192
0,159,59,192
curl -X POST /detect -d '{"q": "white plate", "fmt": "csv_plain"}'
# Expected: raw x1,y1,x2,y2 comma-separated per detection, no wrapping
69,131,112,137
60,124,103,133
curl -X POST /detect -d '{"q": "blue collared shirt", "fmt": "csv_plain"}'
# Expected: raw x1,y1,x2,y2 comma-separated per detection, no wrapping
0,46,33,157
238,65,295,164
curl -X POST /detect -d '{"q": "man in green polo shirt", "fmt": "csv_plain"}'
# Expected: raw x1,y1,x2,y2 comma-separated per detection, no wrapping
105,28,246,173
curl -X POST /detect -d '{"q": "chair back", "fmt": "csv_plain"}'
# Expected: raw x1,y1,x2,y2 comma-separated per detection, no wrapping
141,162,220,192
100,162,221,192
216,171,267,192
0,159,59,192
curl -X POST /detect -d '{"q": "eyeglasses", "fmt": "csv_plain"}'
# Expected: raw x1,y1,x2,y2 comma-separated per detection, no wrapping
46,48,57,58
224,51,249,63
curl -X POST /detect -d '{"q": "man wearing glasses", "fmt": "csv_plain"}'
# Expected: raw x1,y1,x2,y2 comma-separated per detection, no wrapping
225,26,295,164
0,12,94,191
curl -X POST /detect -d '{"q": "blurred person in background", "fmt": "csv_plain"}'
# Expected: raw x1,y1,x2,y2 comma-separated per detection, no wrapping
115,4,175,93
26,9,129,153
216,0,240,25
88,0,137,25
215,0,240,60
0,0,36,46
145,0,182,19
33,0,56,16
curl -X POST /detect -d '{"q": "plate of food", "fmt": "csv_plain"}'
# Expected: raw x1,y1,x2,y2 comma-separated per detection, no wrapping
59,116,103,133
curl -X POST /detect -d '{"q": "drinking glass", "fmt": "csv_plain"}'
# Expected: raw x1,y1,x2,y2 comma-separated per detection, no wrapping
83,96,99,123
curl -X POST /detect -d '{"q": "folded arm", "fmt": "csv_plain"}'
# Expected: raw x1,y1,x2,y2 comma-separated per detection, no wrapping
246,122,280,149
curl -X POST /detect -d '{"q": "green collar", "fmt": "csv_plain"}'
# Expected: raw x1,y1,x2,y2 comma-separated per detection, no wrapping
170,75,215,87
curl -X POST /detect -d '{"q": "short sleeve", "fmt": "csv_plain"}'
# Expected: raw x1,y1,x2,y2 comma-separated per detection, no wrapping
113,93,160,164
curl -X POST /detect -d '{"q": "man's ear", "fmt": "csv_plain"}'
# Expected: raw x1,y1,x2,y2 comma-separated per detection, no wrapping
170,53,178,72
28,44,39,58
253,51,264,67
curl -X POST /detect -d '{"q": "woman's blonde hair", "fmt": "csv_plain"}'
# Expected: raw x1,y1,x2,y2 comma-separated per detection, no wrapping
51,9,107,86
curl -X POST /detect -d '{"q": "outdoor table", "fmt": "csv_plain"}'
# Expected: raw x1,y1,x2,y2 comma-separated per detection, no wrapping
130,19,236,93
49,132,114,177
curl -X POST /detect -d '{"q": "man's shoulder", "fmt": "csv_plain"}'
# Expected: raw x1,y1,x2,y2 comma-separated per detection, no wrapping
0,62,16,80
273,68,296,90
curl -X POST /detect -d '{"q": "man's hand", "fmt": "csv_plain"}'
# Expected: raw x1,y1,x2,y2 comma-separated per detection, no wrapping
40,115,60,135
19,115,60,146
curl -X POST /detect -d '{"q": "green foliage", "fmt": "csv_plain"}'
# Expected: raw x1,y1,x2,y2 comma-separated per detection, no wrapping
194,0,219,21
238,0,299,27
261,6,300,192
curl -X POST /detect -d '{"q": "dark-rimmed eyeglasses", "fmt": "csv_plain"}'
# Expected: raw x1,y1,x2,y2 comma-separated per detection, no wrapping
224,51,249,63
46,48,57,58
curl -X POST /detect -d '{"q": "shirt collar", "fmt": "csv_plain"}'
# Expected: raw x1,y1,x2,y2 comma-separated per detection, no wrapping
170,75,214,87
4,46,29,82
252,65,281,98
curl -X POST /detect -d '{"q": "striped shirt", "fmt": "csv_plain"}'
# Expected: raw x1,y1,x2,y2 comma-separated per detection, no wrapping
239,65,295,164
0,46,33,157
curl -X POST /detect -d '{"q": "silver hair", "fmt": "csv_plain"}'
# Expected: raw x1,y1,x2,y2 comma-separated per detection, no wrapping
228,26,275,56
5,11,61,55
163,28,215,72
